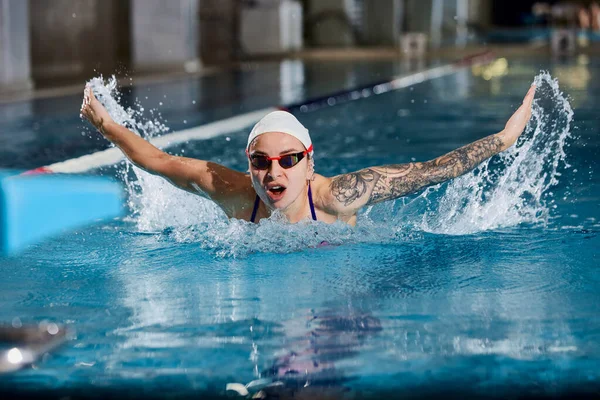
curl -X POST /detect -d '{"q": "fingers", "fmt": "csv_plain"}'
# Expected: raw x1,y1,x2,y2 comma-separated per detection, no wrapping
80,87,87,118
525,85,535,115
86,84,97,102
512,86,535,115
513,85,535,122
523,85,536,105
80,88,88,117
79,83,94,119
80,83,95,119
84,84,92,105
83,84,96,104
520,90,534,125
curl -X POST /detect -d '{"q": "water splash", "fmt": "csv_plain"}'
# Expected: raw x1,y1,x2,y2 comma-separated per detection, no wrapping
128,172,417,257
397,72,574,235
88,76,190,228
88,71,573,256
87,76,170,139
87,77,418,256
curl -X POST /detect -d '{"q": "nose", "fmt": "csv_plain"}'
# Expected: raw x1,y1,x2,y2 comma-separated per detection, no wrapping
267,159,284,177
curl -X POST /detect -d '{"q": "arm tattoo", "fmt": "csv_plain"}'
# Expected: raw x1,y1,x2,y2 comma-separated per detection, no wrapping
330,169,381,206
330,134,503,208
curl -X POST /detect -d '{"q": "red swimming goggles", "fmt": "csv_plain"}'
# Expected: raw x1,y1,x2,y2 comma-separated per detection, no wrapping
247,145,313,170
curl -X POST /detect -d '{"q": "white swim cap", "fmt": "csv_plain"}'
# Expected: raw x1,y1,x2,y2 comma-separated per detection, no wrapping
247,111,313,156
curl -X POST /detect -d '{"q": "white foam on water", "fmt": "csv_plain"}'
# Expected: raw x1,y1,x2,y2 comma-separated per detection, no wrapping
126,170,225,232
125,174,418,257
395,72,574,235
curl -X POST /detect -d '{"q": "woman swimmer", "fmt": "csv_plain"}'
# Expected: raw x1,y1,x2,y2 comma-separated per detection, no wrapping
80,84,535,226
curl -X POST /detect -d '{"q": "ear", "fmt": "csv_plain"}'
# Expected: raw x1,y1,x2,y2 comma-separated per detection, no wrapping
307,158,315,182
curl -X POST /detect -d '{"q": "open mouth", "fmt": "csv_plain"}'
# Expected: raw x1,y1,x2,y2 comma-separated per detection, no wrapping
267,185,286,199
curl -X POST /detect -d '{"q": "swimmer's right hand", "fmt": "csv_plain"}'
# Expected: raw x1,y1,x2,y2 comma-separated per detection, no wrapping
80,84,114,133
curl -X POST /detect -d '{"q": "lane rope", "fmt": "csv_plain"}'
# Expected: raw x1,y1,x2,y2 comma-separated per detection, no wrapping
25,51,495,175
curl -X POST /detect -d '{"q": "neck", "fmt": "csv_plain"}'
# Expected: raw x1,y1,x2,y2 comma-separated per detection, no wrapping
271,182,311,223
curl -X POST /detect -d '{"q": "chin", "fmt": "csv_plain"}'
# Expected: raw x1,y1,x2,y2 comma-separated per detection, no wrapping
270,199,290,210
265,190,292,210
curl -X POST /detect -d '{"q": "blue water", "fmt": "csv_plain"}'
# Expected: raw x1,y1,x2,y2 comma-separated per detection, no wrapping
1,56,599,399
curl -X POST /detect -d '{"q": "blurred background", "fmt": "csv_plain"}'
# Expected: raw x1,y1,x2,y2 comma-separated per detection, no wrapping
1,0,599,96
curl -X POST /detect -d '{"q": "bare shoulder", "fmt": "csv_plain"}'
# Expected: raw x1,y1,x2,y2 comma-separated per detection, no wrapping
169,158,255,218
311,174,334,208
209,171,257,219
311,174,356,221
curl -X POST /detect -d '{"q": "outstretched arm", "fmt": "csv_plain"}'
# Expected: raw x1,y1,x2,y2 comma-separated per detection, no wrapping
80,85,251,214
325,85,536,214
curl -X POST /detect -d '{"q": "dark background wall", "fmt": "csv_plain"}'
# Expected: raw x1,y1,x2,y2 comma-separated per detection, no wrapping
490,0,584,26
29,0,130,87
199,0,237,65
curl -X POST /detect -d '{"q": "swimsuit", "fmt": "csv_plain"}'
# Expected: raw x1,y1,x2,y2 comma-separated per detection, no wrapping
250,183,317,223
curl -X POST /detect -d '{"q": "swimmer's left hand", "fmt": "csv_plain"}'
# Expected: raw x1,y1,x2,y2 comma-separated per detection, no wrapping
498,85,536,151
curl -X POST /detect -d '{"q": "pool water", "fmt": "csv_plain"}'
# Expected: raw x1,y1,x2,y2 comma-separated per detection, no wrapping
1,56,599,399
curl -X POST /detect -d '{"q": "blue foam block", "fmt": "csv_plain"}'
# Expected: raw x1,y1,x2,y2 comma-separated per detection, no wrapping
1,170,124,255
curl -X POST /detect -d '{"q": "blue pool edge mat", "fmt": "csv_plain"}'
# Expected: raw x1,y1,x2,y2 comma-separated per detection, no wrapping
1,170,125,255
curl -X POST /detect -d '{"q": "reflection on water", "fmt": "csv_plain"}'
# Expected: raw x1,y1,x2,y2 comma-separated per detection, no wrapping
80,226,597,397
